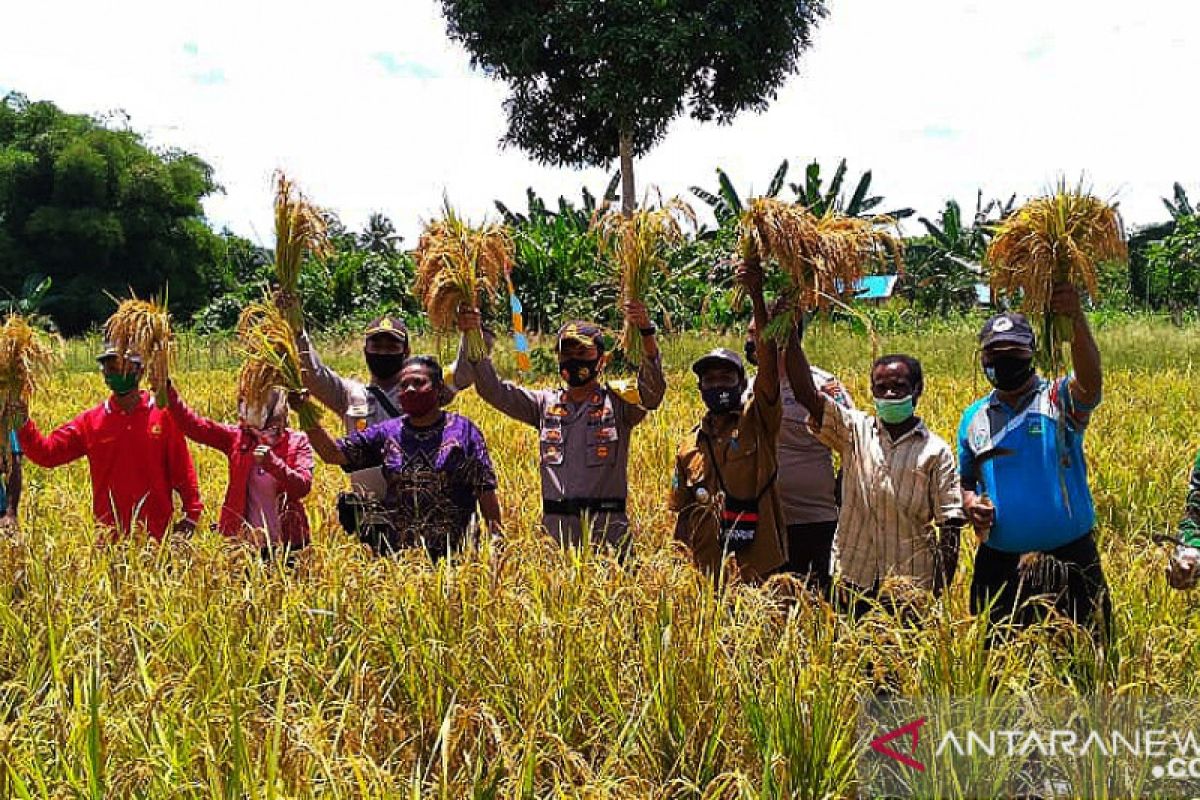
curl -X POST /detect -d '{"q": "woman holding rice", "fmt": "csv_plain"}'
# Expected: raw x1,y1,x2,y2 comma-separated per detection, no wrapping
167,383,313,558
301,355,502,560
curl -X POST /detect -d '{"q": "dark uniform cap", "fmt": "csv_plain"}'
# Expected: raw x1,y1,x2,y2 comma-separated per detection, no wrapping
979,312,1036,351
363,315,409,343
691,348,746,380
96,341,143,364
557,320,605,354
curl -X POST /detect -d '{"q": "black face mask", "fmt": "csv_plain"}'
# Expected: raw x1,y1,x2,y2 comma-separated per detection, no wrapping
366,352,407,381
743,339,758,367
985,355,1035,391
560,358,599,388
701,386,742,415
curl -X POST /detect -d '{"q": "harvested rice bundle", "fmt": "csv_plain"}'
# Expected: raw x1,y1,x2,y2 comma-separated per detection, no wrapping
987,183,1126,373
104,295,173,407
593,199,694,363
738,198,903,340
0,314,59,463
414,204,513,361
273,171,331,329
236,300,320,430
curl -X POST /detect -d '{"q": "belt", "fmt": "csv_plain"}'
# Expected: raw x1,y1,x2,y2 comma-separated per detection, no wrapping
543,497,627,517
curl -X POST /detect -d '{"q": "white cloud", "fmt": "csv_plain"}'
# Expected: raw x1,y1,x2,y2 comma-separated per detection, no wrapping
1,0,1196,244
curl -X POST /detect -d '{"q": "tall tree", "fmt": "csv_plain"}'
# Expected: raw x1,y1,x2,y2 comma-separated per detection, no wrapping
0,92,224,334
438,0,827,215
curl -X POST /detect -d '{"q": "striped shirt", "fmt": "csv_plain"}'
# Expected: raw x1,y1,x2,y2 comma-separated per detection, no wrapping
811,395,963,590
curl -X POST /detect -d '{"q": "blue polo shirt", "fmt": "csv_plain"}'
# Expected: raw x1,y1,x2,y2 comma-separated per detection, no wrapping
957,376,1098,553
0,431,19,514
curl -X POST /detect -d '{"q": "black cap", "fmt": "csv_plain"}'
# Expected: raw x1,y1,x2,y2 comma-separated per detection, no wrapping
691,347,746,380
363,315,409,343
96,341,143,364
979,312,1035,351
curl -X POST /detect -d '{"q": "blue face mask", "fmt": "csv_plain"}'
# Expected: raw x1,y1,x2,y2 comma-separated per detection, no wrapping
874,395,915,425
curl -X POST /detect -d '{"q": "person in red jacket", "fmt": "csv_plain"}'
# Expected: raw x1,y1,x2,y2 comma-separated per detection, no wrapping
167,383,313,557
13,344,202,541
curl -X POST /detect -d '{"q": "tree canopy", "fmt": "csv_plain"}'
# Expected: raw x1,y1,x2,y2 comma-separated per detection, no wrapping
0,92,225,334
439,0,827,212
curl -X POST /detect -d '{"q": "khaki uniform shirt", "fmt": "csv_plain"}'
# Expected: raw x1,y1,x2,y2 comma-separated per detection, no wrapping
811,395,963,590
466,349,666,547
670,391,787,583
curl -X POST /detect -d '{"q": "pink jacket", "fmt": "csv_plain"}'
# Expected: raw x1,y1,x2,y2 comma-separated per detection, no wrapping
167,388,313,547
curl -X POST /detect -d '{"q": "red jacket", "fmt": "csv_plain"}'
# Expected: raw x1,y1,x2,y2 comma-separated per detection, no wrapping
167,388,313,547
18,392,203,540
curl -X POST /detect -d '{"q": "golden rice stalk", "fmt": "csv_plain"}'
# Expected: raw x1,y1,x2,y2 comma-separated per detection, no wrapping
986,182,1126,373
273,171,331,329
738,199,903,341
236,300,320,430
592,198,695,364
414,203,514,361
104,294,174,408
0,314,60,465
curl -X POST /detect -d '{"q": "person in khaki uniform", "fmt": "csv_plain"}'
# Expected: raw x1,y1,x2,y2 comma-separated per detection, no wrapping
456,302,665,549
671,260,787,583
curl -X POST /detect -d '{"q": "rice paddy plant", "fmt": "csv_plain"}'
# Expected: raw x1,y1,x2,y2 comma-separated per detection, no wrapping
986,181,1127,374
592,200,695,364
2,318,1200,796
103,294,174,407
737,198,903,341
236,300,320,430
414,204,514,362
273,172,331,330
0,314,59,462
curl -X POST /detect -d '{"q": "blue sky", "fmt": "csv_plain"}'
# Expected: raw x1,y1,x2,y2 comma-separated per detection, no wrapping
1,0,1196,244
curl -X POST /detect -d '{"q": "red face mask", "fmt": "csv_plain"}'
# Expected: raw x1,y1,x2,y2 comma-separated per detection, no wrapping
399,386,438,417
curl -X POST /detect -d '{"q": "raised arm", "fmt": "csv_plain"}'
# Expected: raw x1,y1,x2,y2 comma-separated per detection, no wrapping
624,301,667,413
300,415,349,466
167,385,238,454
456,308,541,426
781,309,823,426
14,402,87,468
738,259,778,405
1051,283,1102,411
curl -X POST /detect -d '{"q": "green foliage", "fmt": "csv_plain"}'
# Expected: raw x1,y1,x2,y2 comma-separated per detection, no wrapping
1143,214,1200,318
439,0,827,207
0,92,224,334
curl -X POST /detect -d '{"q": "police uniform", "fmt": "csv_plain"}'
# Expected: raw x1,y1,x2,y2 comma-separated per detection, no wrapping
464,334,666,548
296,317,410,500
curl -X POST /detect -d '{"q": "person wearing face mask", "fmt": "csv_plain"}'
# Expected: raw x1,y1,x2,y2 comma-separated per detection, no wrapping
165,383,313,558
783,324,964,611
744,315,854,593
958,289,1109,642
456,301,666,549
302,356,502,560
10,343,202,541
670,260,787,582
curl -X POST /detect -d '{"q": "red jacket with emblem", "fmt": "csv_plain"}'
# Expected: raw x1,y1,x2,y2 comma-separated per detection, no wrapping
17,392,203,539
166,387,313,547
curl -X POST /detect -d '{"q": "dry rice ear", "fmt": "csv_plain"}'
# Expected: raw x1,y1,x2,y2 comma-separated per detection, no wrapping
103,295,174,408
236,299,321,430
414,203,515,362
986,183,1125,374
0,314,60,462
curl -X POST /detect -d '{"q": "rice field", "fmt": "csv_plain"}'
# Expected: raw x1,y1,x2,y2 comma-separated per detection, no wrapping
3,317,1200,798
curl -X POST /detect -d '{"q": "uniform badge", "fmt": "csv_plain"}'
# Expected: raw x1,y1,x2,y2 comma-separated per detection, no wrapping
541,428,563,444
595,426,619,443
542,445,564,465
150,423,162,436
594,445,610,459
548,404,569,418
970,426,989,452
355,418,368,432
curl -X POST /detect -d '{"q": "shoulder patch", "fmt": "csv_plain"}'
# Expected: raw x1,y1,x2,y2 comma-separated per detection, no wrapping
606,379,641,405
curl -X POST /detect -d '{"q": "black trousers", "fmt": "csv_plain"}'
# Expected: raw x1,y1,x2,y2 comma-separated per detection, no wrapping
785,520,837,594
970,531,1112,644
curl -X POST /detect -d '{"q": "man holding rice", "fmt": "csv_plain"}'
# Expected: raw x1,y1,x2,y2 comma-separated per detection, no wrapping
782,317,964,611
12,343,202,540
456,301,665,550
959,295,1110,641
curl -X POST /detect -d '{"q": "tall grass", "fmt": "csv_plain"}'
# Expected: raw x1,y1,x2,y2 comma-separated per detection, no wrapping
3,318,1200,796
